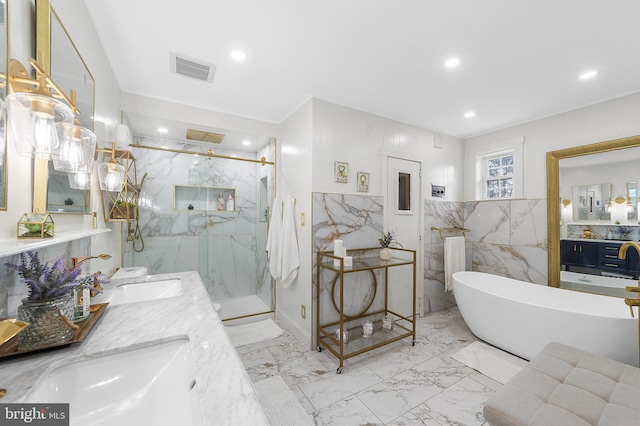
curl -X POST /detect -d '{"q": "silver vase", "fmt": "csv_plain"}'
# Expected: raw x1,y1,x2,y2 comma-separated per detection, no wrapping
17,295,76,351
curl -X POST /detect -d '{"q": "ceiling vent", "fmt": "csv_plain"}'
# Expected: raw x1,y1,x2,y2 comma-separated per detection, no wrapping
170,52,216,83
186,129,225,144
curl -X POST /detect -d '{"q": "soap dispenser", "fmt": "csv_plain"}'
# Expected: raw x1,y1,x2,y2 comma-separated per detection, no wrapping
226,194,235,211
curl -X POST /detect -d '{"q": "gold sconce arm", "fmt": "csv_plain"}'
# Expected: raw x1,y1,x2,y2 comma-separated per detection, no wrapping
8,57,78,113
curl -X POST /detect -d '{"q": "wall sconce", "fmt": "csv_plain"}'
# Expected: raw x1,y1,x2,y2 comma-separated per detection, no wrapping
562,199,571,208
52,92,97,174
605,198,613,213
6,58,75,160
626,198,635,213
96,142,125,191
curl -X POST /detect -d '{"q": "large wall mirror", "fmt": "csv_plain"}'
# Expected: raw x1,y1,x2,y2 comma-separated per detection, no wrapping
34,0,95,214
0,0,8,211
547,135,640,289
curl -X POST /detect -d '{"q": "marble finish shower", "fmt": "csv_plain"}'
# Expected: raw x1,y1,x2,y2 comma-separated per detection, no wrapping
123,136,276,320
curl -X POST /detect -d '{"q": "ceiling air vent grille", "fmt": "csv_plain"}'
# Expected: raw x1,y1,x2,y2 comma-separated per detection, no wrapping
186,129,225,144
170,52,216,83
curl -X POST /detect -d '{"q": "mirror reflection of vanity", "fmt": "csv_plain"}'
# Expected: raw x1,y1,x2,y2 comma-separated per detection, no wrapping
548,137,640,298
34,0,95,215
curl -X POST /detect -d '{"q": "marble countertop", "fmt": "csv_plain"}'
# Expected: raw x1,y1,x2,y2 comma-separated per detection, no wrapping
0,271,269,425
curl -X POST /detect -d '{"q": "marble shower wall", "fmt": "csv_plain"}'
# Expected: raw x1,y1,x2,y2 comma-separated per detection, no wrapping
0,239,91,317
125,137,275,308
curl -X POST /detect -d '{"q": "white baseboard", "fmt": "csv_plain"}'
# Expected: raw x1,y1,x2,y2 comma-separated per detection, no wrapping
275,310,311,349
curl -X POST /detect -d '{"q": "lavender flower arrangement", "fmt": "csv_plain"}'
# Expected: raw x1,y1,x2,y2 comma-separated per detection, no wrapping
378,232,403,248
5,251,105,301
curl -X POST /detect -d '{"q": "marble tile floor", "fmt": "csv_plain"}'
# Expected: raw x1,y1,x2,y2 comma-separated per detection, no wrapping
237,307,502,425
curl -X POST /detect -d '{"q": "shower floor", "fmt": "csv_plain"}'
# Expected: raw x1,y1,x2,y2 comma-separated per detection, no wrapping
217,295,272,321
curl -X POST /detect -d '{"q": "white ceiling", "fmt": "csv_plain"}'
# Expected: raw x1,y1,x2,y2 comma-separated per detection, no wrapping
83,0,640,145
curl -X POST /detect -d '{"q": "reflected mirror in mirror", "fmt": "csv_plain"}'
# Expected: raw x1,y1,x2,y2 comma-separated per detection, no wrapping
627,181,637,221
571,183,611,221
46,167,90,213
0,0,8,211
38,1,95,214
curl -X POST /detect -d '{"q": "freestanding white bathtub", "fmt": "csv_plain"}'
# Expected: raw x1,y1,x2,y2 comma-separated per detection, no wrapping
453,271,639,367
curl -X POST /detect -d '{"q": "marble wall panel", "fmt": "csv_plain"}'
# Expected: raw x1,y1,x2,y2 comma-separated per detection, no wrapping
464,201,510,244
471,243,548,285
0,238,91,317
312,193,385,323
511,199,547,248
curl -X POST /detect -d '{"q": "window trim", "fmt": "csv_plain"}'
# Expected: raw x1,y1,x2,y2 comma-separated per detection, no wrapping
471,137,524,200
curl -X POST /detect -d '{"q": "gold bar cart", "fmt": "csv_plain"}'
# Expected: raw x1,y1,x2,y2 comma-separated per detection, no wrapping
316,247,417,373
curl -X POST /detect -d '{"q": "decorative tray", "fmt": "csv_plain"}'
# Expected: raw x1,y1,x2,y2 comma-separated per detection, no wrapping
0,303,109,359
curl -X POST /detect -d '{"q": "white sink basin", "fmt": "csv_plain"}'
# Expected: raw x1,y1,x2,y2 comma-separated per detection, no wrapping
109,278,183,305
25,338,203,426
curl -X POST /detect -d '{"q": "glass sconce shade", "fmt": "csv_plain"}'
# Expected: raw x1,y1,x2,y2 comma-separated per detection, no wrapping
97,159,125,191
114,124,130,144
6,92,74,160
68,171,92,190
52,123,97,173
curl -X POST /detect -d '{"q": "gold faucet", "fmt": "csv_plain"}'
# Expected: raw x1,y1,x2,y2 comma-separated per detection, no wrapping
72,253,112,268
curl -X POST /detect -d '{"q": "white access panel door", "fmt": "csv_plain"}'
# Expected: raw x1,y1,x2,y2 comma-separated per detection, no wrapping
386,157,423,319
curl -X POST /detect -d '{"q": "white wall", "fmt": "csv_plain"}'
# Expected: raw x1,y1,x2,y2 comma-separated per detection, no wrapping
276,98,313,344
312,99,464,201
464,92,640,200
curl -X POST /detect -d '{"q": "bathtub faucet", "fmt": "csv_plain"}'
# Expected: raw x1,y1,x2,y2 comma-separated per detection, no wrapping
617,242,640,318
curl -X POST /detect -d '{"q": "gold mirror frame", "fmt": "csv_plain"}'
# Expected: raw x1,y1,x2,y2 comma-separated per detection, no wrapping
33,0,95,214
547,134,640,287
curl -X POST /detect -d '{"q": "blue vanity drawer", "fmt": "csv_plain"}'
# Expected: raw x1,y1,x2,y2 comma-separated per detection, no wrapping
597,258,626,270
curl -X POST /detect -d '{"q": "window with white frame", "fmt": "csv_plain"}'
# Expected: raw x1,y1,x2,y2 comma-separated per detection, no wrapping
482,150,515,199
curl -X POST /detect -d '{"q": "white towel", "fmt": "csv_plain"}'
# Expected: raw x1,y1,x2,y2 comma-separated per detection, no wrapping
280,195,300,288
444,236,465,292
266,197,283,281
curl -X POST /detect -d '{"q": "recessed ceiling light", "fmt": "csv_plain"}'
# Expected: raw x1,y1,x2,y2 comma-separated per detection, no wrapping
158,127,168,133
464,111,475,118
445,57,461,68
231,50,247,61
579,70,598,80
242,140,251,146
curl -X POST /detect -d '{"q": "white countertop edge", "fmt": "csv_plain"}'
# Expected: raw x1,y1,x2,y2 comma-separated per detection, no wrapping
0,228,112,257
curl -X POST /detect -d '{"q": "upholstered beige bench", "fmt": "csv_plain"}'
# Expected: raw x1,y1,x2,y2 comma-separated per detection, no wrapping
483,342,640,426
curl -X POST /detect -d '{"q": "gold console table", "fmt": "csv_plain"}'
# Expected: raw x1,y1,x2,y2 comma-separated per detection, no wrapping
316,247,417,373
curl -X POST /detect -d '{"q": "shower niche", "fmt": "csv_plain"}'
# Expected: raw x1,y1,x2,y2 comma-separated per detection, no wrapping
174,185,236,212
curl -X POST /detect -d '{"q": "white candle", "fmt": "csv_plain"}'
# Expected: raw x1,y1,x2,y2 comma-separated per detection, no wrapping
333,240,343,257
344,256,353,267
342,247,347,257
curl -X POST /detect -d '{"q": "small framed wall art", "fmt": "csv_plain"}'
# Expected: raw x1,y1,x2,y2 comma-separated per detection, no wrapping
335,161,349,183
357,172,369,192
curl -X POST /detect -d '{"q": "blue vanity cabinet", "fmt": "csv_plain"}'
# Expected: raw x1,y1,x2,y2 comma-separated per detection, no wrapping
561,240,598,268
